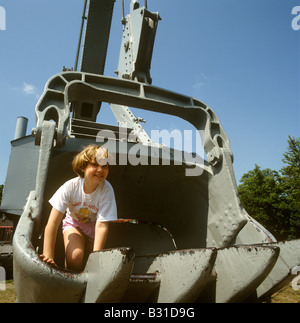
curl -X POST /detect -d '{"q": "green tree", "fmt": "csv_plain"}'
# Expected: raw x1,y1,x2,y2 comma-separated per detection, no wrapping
280,136,300,238
238,137,300,240
238,165,284,238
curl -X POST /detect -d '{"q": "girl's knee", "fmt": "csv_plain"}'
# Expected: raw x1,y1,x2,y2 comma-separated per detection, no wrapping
66,249,84,272
63,228,85,272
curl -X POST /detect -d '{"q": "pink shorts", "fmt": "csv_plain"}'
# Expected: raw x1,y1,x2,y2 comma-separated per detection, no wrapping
62,214,95,240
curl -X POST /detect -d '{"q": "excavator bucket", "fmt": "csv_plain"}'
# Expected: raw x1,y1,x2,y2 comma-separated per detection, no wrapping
11,71,300,303
1,0,299,303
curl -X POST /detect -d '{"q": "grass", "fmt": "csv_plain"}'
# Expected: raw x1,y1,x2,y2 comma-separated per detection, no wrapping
0,280,299,303
269,284,300,303
0,280,16,303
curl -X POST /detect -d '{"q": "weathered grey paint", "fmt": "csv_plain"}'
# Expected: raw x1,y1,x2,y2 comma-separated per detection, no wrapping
2,0,299,303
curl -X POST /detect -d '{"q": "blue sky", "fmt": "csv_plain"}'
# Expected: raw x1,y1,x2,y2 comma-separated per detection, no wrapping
0,0,299,185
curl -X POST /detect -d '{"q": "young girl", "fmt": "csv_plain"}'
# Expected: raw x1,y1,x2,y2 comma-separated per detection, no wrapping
40,145,117,272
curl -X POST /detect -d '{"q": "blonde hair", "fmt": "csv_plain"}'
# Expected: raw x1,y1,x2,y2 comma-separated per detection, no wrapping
72,145,109,178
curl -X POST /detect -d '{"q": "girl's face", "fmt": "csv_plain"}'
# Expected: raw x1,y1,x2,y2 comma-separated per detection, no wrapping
84,162,109,186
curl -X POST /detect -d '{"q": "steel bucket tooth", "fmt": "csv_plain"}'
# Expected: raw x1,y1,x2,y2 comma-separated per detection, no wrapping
83,248,135,303
198,245,280,303
145,248,217,303
252,239,300,301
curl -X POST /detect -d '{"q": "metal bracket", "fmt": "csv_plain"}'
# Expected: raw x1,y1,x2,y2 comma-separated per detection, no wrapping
34,72,232,168
116,0,161,84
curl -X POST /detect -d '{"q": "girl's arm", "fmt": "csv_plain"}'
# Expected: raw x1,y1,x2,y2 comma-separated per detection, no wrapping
93,222,109,252
40,207,64,266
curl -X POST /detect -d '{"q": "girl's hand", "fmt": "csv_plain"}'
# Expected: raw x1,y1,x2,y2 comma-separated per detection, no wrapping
40,254,57,267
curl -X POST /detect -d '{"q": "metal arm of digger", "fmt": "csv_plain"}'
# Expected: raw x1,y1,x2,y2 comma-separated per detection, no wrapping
111,0,161,144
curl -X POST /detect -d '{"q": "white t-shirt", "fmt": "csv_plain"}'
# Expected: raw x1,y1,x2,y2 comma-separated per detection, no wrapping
49,177,117,224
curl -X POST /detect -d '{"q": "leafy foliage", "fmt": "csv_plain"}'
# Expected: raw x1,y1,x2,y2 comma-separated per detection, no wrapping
238,136,300,240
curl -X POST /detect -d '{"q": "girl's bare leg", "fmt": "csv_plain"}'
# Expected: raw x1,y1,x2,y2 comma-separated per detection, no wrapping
63,228,85,272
